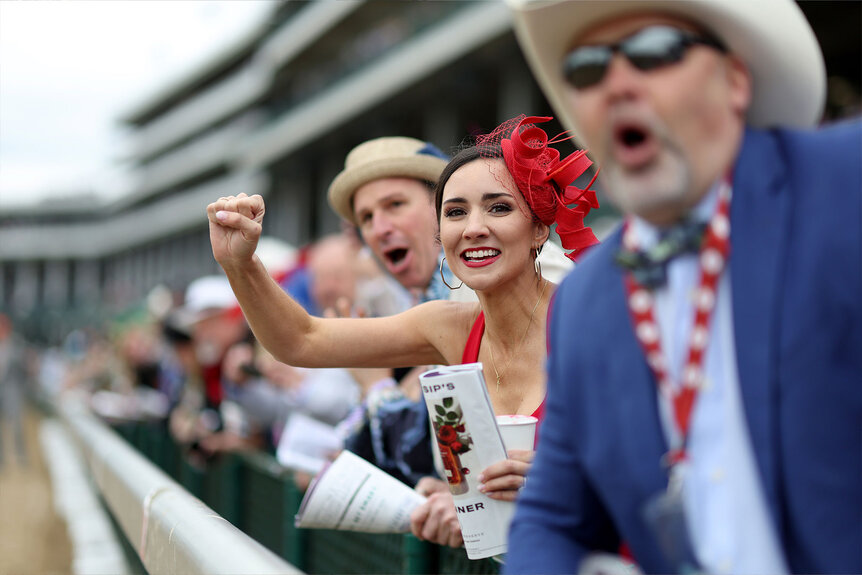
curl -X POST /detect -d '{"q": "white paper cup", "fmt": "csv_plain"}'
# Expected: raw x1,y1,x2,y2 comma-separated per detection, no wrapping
495,414,537,451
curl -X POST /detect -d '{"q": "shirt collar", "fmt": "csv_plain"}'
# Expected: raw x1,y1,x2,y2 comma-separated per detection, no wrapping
629,182,721,250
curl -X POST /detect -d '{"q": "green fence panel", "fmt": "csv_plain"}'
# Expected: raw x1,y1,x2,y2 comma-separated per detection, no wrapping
136,422,153,458
114,420,505,575
180,455,205,498
305,531,407,575
403,534,436,575
437,546,501,575
282,470,309,569
199,453,241,524
236,452,299,562
158,427,182,478
112,421,139,446
146,422,179,476
135,421,164,466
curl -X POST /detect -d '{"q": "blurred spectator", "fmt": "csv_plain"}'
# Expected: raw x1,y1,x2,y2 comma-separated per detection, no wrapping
60,330,120,395
306,233,361,314
87,323,171,423
156,312,198,410
225,234,368,453
0,313,29,469
167,275,255,460
116,324,161,391
36,346,67,400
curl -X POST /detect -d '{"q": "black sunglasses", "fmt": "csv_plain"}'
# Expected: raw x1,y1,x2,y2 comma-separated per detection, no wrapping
561,25,727,89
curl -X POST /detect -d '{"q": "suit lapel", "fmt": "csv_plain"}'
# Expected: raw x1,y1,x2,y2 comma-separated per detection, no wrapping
729,128,788,531
603,230,670,495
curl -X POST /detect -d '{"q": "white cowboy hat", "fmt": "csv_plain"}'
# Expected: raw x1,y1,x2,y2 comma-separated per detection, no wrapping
328,137,449,225
506,0,826,133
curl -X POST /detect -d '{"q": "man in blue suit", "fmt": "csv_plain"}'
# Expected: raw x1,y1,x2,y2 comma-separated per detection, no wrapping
504,0,861,573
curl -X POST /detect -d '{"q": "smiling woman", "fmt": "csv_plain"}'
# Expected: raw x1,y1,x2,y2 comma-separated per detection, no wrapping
206,114,599,548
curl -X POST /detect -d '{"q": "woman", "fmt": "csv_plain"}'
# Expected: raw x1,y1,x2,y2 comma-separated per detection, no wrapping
206,114,599,546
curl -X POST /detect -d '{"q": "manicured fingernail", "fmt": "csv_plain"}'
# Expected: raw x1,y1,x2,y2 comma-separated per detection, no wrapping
477,483,486,493
477,473,485,483
216,210,228,221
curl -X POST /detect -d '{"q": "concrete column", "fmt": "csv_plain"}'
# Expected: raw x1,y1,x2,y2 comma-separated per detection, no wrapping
0,263,6,309
423,104,459,153
498,65,536,125
43,260,70,307
134,249,147,302
113,254,136,310
73,260,101,306
11,261,39,314
275,160,313,247
199,230,217,277
158,241,171,285
316,154,342,237
178,234,194,287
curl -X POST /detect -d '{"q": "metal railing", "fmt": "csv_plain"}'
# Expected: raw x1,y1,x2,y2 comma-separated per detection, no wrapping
59,397,302,575
59,395,501,574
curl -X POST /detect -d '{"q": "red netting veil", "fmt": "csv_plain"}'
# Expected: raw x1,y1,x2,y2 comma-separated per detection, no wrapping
477,115,600,261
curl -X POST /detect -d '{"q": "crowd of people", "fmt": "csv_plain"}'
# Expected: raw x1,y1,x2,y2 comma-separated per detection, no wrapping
8,0,860,573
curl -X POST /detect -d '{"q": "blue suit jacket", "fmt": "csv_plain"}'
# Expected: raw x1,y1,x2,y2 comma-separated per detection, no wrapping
506,120,862,574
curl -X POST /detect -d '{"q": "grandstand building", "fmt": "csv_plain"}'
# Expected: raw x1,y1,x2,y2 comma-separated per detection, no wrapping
0,1,858,342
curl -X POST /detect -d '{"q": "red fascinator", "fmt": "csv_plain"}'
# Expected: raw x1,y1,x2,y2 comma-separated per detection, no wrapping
479,115,600,261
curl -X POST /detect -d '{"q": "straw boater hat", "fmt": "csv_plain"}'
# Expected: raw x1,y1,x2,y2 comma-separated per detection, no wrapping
506,0,826,134
328,137,449,224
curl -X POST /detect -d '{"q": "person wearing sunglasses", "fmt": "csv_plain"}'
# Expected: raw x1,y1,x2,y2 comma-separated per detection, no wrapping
503,1,862,574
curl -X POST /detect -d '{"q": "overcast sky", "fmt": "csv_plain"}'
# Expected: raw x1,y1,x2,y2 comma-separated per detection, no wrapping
0,0,277,209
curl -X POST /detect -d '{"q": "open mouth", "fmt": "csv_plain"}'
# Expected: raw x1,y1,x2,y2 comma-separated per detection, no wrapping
462,248,501,262
384,247,409,266
618,126,647,147
612,122,657,169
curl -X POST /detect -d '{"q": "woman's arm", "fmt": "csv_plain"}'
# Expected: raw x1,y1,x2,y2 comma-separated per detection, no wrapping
207,193,461,370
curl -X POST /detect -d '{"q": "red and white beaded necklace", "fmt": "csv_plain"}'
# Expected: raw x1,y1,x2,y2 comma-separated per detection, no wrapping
621,177,732,465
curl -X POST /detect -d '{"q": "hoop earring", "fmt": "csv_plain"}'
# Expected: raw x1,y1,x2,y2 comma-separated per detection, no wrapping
440,257,463,290
533,248,543,281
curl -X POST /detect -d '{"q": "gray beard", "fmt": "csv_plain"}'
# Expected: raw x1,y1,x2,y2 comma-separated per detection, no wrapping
601,139,693,223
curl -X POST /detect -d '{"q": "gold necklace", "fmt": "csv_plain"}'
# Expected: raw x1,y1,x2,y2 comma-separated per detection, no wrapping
487,279,548,393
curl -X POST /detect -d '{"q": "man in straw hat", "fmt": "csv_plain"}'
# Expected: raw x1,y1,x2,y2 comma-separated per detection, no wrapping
329,137,455,302
503,0,861,572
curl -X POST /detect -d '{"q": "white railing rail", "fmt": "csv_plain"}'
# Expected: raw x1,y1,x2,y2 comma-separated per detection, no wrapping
59,397,303,575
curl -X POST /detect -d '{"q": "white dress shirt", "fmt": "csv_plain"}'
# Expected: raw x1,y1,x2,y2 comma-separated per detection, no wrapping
629,185,788,574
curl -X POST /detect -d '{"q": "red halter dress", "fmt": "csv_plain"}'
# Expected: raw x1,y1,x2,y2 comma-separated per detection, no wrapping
461,311,546,425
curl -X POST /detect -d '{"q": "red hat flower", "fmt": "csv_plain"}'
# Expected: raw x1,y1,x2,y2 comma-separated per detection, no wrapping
488,115,600,261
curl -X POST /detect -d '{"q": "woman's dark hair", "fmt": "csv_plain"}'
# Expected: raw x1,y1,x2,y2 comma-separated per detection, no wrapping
434,143,503,222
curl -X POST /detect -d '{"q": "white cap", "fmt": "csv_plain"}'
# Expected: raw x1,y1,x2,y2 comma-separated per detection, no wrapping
255,236,298,278
177,275,238,326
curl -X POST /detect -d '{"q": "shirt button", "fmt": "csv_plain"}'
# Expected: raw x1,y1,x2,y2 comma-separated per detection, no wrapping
710,467,725,483
719,559,733,573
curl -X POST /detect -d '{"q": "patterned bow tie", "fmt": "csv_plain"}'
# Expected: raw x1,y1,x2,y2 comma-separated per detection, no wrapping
615,219,708,288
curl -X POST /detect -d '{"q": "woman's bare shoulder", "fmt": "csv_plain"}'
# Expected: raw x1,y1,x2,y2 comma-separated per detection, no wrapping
410,300,481,362
409,299,480,328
